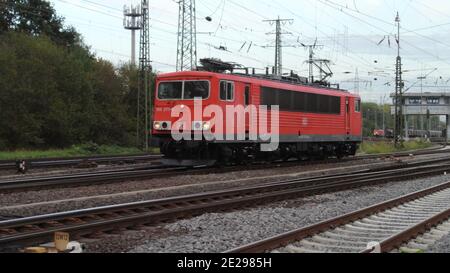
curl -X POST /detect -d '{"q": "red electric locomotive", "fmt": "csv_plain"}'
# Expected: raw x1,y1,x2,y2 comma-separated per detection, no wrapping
152,61,362,165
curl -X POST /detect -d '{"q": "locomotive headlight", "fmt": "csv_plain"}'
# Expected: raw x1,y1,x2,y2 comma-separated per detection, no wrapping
202,122,211,131
153,122,161,130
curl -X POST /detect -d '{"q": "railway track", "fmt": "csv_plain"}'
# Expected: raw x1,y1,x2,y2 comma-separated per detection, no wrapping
0,159,352,192
355,146,448,159
227,182,450,253
0,158,348,192
2,157,450,251
0,164,200,192
363,137,447,144
0,154,162,171
2,147,449,193
0,145,445,173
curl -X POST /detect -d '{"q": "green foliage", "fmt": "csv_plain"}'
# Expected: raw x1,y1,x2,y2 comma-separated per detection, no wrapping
402,139,434,151
359,140,433,155
0,0,80,47
0,1,156,152
361,102,393,137
359,141,396,154
0,32,143,150
361,102,446,137
399,247,425,254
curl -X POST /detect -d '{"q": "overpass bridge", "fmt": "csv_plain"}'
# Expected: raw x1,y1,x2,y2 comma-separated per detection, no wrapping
391,92,450,141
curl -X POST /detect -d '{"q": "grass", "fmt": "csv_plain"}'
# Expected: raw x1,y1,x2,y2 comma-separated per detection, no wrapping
358,139,434,155
0,140,433,160
0,143,157,161
399,247,425,254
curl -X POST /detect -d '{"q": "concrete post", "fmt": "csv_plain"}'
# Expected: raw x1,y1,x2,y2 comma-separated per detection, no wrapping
447,115,450,142
131,29,136,66
428,116,431,136
404,115,409,140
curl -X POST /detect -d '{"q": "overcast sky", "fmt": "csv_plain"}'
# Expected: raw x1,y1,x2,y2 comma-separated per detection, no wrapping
49,0,450,103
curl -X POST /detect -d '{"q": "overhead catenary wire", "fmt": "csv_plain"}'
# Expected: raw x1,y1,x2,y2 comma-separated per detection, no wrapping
53,0,279,69
320,0,450,62
260,0,379,74
53,0,380,76
10,0,450,99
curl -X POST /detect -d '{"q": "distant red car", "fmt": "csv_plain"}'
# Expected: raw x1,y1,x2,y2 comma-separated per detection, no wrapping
373,129,385,137
373,129,394,138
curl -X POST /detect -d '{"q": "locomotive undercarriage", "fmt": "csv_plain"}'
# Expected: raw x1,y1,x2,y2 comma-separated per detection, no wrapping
159,137,359,166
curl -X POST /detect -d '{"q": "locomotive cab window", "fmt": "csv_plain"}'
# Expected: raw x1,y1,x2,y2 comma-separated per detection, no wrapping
355,99,361,112
158,81,209,100
158,82,183,100
184,81,210,99
244,86,250,106
220,81,234,101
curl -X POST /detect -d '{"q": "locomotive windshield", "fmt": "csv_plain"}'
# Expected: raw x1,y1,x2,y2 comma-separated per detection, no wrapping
158,82,182,99
158,81,209,100
184,81,209,99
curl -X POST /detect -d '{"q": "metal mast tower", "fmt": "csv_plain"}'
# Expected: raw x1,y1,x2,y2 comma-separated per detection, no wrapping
137,0,152,150
341,68,372,95
394,12,404,147
307,45,315,83
123,3,142,66
300,43,333,84
264,17,293,76
302,44,319,83
177,0,197,71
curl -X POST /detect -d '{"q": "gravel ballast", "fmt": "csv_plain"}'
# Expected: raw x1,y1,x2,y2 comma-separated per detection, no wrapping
427,233,450,253
2,153,450,253
2,153,445,218
125,175,450,253
0,159,403,217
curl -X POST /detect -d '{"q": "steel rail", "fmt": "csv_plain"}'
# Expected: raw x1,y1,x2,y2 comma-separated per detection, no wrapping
1,154,450,193
0,145,445,171
0,154,162,170
2,160,450,250
361,208,450,253
226,182,450,253
0,165,193,192
354,146,448,160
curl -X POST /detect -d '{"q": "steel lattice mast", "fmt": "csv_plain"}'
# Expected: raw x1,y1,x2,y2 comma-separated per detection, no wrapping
177,0,197,71
274,19,282,76
394,12,403,147
137,0,152,150
263,17,293,76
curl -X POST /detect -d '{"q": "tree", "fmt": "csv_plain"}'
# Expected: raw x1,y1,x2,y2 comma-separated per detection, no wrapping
0,1,145,150
0,32,58,148
89,59,136,145
118,64,140,126
0,32,138,149
0,0,80,47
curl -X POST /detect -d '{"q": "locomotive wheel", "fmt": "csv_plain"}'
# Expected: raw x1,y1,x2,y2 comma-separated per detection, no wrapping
197,145,209,161
218,145,233,166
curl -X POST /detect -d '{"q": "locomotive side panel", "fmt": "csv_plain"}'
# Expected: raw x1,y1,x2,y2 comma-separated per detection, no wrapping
256,85,357,142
